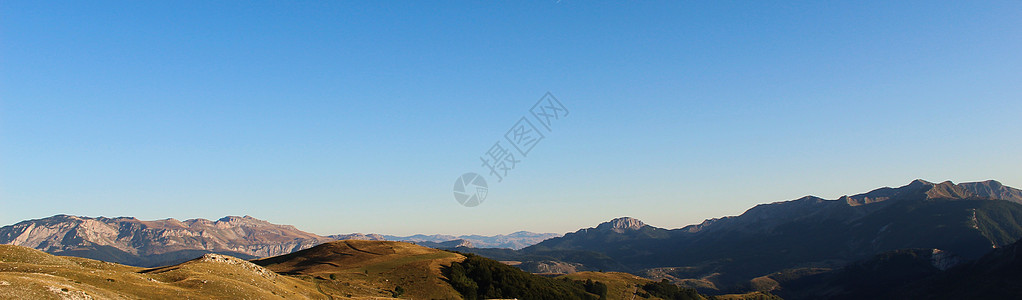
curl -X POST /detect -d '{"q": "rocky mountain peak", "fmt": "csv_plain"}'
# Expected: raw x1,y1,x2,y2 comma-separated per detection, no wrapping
902,179,1022,202
846,179,965,206
596,217,646,233
924,180,972,199
909,179,935,186
959,180,1022,203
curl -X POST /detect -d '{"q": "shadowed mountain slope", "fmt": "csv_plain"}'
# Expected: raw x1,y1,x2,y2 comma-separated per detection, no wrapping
890,236,1022,299
776,237,1022,299
469,179,1022,293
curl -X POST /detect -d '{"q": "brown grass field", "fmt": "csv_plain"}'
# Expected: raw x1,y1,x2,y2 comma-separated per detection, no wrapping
0,241,463,299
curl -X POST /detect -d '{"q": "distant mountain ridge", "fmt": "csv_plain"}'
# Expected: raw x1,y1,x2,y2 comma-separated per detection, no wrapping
328,233,386,241
410,239,475,249
379,231,562,249
466,179,1022,293
0,215,332,267
680,179,1022,235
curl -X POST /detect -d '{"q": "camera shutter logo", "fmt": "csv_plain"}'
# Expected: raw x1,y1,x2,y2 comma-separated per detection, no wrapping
453,172,488,207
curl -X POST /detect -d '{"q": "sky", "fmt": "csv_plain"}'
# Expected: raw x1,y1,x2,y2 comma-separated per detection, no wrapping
2,1,1021,236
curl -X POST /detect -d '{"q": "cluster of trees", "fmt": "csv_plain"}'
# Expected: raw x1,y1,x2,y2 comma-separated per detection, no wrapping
444,253,743,300
638,279,703,300
444,253,603,300
581,279,609,299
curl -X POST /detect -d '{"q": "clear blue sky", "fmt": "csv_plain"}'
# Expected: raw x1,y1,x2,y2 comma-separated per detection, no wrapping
2,1,1020,235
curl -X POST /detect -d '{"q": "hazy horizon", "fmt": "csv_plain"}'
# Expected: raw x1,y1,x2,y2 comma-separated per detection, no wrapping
3,178,1017,237
3,1,1020,236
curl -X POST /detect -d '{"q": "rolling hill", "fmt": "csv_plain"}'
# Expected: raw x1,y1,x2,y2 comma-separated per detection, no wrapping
0,244,325,299
252,240,466,299
1,240,469,299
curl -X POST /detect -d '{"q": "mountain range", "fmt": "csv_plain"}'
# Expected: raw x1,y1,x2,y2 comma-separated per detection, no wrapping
0,215,559,267
0,215,332,267
454,179,1022,293
327,232,562,250
384,232,563,249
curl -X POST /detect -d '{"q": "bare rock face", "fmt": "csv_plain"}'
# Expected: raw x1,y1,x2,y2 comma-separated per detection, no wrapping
959,180,1022,203
518,260,586,274
0,215,333,267
595,217,646,233
838,179,1022,207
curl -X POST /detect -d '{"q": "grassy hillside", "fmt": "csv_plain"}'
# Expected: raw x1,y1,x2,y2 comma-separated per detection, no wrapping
253,240,466,299
563,271,775,300
1,241,468,299
0,245,324,299
563,271,658,299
